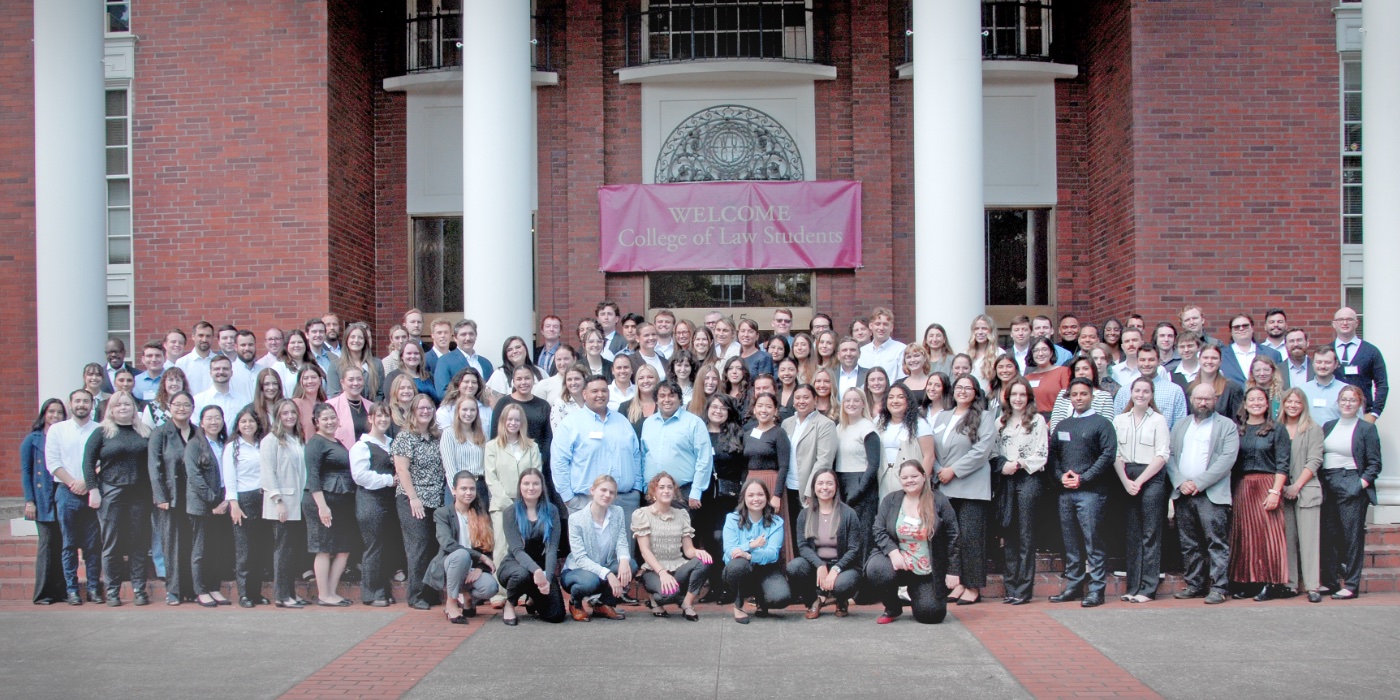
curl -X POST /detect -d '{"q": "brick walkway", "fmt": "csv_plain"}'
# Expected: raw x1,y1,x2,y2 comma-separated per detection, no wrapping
278,609,491,700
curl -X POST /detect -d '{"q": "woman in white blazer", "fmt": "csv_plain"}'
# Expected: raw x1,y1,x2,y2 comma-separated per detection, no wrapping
260,399,308,608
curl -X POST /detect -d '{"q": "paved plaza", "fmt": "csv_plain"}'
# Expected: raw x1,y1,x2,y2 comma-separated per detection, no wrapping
4,595,1399,699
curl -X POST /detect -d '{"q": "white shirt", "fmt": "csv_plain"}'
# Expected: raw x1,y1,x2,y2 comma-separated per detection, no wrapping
1231,343,1259,378
837,366,863,397
1011,344,1031,374
787,412,814,490
859,338,907,382
1178,417,1213,482
350,433,395,490
193,387,246,434
607,382,636,412
637,351,668,380
1334,337,1360,364
230,359,260,404
1174,362,1199,384
655,339,675,359
714,342,741,361
1112,361,1140,387
880,416,933,466
255,353,279,371
43,418,99,483
220,439,263,500
456,510,475,548
1262,339,1287,356
535,373,564,405
176,351,215,395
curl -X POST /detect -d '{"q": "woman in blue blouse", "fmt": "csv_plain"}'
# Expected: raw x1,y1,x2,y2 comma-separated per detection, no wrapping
722,478,792,623
21,398,68,604
562,474,632,622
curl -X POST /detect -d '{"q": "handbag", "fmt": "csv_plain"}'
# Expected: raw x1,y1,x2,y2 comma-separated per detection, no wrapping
716,479,741,498
989,455,1015,531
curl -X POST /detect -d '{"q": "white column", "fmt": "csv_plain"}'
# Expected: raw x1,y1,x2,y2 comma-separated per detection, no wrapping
34,0,108,404
912,0,985,350
1362,0,1400,523
461,0,534,366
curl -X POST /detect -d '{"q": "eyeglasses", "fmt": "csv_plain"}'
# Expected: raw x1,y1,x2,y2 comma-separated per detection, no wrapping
1230,324,1252,330
953,386,975,394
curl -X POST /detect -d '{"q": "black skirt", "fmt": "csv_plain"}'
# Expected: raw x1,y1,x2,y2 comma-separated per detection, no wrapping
303,490,359,554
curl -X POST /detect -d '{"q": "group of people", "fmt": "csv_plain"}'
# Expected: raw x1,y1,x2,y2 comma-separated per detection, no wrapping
17,302,1386,625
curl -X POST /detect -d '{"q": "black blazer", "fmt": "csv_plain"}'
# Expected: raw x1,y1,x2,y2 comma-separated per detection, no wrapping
1336,340,1389,417
794,502,864,572
1322,419,1383,505
872,490,959,577
183,436,224,517
503,504,561,581
148,421,193,509
424,505,492,591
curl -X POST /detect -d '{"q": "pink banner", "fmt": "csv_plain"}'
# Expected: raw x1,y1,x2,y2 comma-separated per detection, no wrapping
598,181,862,272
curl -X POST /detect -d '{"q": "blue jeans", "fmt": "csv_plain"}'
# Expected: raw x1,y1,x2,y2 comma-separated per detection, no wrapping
56,487,101,595
562,563,620,607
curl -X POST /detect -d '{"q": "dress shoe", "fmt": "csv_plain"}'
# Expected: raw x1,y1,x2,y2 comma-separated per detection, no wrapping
106,596,122,607
253,596,270,605
1049,588,1082,603
876,611,901,624
1307,591,1323,603
1253,587,1274,602
594,604,625,620
1331,589,1357,600
754,607,771,618
213,597,232,607
86,591,104,604
956,594,980,606
66,592,82,606
834,601,849,617
166,594,181,606
1204,591,1227,605
238,597,256,608
1080,593,1104,608
1010,597,1031,606
1274,588,1299,599
571,604,591,622
461,603,478,618
1174,588,1206,599
133,592,150,607
196,596,219,608
369,599,390,608
501,613,519,626
275,600,305,609
619,593,640,606
409,600,431,611
805,602,821,620
35,599,54,606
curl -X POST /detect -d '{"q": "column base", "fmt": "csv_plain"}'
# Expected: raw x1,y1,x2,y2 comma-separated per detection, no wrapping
1368,505,1400,526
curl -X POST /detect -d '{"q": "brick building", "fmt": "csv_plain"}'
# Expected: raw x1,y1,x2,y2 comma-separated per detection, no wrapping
7,0,1396,505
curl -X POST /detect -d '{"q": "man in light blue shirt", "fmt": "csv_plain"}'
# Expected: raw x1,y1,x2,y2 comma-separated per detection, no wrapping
133,341,166,403
552,375,644,518
1301,346,1344,424
641,382,713,508
1113,346,1187,429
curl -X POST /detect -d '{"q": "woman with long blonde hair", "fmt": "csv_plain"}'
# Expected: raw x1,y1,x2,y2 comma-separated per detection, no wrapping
965,315,1004,391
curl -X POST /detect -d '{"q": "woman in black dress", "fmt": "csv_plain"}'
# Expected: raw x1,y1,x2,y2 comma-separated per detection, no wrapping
304,402,357,606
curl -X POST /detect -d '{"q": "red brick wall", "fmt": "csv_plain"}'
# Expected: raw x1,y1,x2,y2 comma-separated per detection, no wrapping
561,0,609,323
888,1,916,338
601,0,646,314
327,0,378,337
1127,0,1340,340
372,8,409,349
0,10,37,496
133,1,332,342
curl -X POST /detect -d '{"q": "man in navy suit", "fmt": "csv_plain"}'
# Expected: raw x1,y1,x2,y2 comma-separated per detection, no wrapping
1217,314,1282,386
1331,307,1388,421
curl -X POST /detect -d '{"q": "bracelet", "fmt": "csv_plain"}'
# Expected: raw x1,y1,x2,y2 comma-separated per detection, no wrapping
1267,489,1281,495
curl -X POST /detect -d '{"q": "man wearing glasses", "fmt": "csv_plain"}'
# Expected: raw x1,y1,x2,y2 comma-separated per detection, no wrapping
1218,314,1282,386
1331,307,1388,422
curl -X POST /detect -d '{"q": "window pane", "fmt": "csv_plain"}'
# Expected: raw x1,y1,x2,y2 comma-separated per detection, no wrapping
106,118,128,147
650,271,812,309
1343,216,1363,245
108,236,132,265
106,147,128,176
1344,186,1363,215
107,179,131,207
985,209,1051,306
1345,287,1364,336
106,90,127,118
1344,123,1362,152
1345,93,1362,122
1344,61,1362,91
107,4,130,33
1343,156,1362,184
107,304,131,332
413,218,463,313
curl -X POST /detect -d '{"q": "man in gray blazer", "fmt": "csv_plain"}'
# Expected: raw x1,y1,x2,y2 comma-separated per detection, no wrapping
1166,384,1241,604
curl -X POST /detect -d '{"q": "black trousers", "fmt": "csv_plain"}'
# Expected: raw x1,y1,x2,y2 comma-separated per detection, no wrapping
1175,493,1231,594
786,488,805,547
1000,470,1042,600
396,495,437,606
786,556,861,606
722,558,792,609
189,513,223,596
948,497,988,588
1320,469,1369,593
641,558,712,606
271,519,304,601
33,520,67,604
1123,465,1169,598
98,484,152,597
231,491,267,600
1058,489,1108,596
159,507,194,601
839,472,878,539
498,556,566,622
356,487,401,603
864,552,947,624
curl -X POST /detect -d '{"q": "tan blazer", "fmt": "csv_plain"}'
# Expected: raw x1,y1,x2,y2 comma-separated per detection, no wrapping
483,438,542,513
1287,423,1324,509
781,412,838,503
258,433,306,520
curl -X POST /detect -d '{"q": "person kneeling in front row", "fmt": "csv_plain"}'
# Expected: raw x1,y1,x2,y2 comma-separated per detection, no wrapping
722,478,792,623
425,471,499,623
562,474,632,621
864,460,958,625
788,468,863,619
634,472,713,621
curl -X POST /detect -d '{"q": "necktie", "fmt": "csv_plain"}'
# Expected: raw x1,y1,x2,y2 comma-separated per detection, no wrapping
1341,342,1353,364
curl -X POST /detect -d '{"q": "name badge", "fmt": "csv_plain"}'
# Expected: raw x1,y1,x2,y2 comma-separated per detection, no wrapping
1058,431,1072,442
1344,366,1359,376
588,431,604,440
1312,398,1328,408
750,428,764,439
1029,380,1041,388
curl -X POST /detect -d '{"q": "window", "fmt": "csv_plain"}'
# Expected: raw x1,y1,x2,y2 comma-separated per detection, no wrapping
108,305,132,359
638,0,816,64
1342,58,1362,245
413,217,463,314
1346,286,1364,337
106,1,130,33
985,208,1051,306
106,89,132,267
406,0,461,72
650,271,812,309
982,0,1053,59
